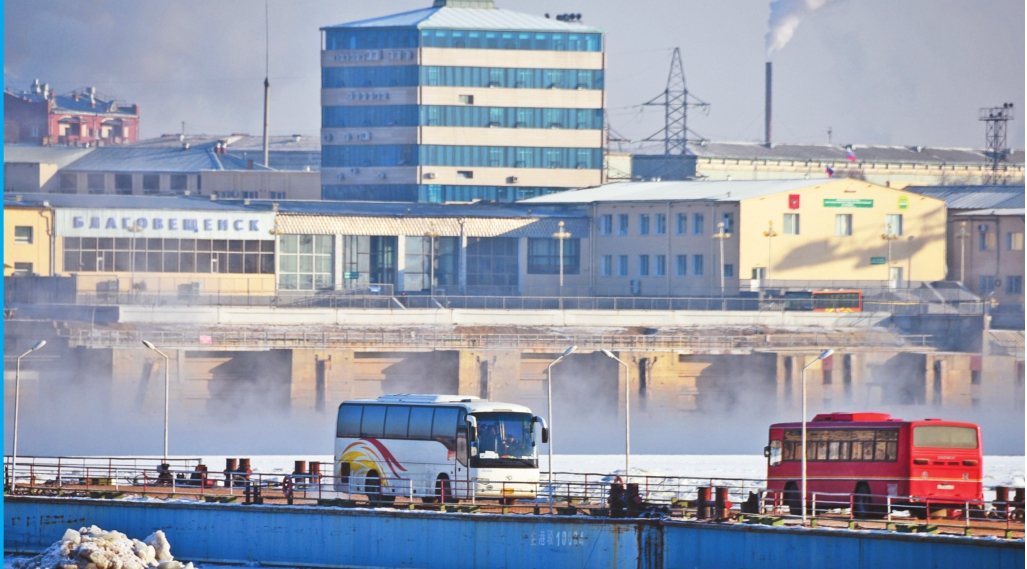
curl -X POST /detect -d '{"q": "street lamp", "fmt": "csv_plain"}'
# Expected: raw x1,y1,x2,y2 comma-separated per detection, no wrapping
881,224,900,286
552,221,572,298
424,222,440,299
800,349,834,526
142,340,170,463
11,340,46,493
546,345,576,513
763,220,777,282
955,222,970,284
601,349,631,482
713,221,732,301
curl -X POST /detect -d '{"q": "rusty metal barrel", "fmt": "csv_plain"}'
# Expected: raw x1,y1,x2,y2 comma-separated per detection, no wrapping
309,462,321,478
294,460,307,475
225,458,237,472
696,487,711,520
715,487,729,519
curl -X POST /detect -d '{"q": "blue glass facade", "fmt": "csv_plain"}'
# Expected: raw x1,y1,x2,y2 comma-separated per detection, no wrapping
322,66,603,90
322,184,567,203
323,105,602,130
324,28,601,52
323,145,602,169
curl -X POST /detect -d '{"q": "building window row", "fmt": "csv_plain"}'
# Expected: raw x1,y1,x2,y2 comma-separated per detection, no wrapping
603,212,706,236
57,172,194,195
601,254,707,277
323,105,602,130
325,29,602,52
323,144,602,170
321,66,603,90
322,184,568,203
527,238,580,275
278,234,334,291
62,237,274,274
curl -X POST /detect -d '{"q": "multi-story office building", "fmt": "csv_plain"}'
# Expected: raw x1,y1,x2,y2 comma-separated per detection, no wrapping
320,0,605,203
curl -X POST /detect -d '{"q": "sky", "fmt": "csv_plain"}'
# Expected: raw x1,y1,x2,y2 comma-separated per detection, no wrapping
4,0,1025,150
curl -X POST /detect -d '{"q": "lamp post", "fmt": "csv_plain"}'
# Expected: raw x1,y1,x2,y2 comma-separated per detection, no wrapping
425,222,440,299
955,222,970,284
881,224,899,286
763,221,777,282
142,340,170,463
546,345,576,513
552,221,572,298
801,349,834,526
11,340,46,493
713,221,732,303
601,349,631,481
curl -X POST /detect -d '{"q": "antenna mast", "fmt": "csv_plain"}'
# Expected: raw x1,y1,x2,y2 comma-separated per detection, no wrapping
262,0,270,168
978,103,1014,184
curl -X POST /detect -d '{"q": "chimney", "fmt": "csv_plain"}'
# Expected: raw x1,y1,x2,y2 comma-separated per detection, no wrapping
31,78,41,94
764,61,772,146
42,83,50,99
89,86,96,107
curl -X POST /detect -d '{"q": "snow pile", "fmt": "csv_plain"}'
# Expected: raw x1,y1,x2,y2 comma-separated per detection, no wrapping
13,526,193,569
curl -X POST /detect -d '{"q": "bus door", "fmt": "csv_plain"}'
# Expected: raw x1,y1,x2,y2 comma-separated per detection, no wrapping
456,422,471,498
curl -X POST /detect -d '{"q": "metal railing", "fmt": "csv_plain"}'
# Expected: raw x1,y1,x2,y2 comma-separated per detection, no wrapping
63,328,934,351
4,456,1023,538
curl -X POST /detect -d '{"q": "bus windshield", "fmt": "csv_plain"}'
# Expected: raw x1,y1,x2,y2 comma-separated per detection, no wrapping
913,426,978,449
472,412,536,467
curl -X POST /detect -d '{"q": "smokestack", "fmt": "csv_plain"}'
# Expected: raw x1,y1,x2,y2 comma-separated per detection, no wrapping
764,61,772,146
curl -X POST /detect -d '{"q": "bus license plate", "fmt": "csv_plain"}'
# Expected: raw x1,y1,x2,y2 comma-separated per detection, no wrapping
937,484,954,490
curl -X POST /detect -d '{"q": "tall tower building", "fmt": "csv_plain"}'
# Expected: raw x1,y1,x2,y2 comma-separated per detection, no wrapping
320,0,605,203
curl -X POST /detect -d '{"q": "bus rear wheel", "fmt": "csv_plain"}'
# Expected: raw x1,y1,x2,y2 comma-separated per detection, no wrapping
435,475,456,504
852,483,874,518
365,471,393,504
784,482,803,516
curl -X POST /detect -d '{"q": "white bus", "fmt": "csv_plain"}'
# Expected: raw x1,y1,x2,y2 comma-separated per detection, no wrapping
334,394,548,504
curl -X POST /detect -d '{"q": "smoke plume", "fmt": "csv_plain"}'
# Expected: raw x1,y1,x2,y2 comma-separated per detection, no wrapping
766,0,832,56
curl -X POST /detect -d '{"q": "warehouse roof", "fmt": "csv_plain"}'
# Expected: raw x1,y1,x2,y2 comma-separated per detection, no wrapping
3,193,254,211
520,179,836,204
58,144,276,173
685,141,1025,167
3,145,95,168
953,208,1025,217
324,3,600,32
905,185,1025,210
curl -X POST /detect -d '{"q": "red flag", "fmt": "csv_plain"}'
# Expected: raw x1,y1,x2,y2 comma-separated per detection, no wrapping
788,194,800,209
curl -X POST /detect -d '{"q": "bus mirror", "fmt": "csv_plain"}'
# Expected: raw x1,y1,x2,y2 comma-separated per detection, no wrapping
763,445,771,458
534,416,549,444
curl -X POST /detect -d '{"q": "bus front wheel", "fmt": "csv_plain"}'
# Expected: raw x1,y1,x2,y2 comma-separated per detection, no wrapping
852,483,874,518
435,475,456,504
784,482,803,516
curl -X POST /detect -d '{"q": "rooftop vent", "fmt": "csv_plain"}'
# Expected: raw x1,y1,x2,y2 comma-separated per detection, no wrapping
292,134,302,142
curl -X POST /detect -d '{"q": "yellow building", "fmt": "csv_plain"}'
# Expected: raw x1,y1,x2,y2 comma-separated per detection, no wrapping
524,179,948,296
3,201,53,276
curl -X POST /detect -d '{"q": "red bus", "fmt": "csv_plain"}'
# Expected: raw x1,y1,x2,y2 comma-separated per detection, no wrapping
765,412,983,517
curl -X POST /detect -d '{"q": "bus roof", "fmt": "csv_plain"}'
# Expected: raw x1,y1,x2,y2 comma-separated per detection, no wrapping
770,412,979,429
342,394,534,414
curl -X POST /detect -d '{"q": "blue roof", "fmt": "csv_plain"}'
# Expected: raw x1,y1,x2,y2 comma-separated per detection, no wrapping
5,88,137,118
905,185,1025,210
59,143,273,174
4,193,254,212
324,5,600,32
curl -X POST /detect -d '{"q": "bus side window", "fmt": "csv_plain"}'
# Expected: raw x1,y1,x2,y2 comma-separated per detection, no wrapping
360,405,387,438
432,407,459,446
769,440,782,466
456,429,468,466
385,406,411,438
408,407,434,440
338,405,363,437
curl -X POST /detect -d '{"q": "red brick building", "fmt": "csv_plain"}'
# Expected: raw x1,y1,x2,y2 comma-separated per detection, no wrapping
4,79,140,146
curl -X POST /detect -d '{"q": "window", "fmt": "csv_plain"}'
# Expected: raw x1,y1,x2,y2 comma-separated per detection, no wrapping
783,213,800,235
279,234,335,291
885,214,903,236
676,213,687,235
63,237,275,275
654,255,666,277
617,255,628,277
407,407,434,440
12,262,33,276
59,173,77,192
241,191,258,199
465,237,518,292
599,214,613,236
724,264,734,278
693,213,704,235
87,173,105,194
457,171,473,179
431,407,459,445
14,226,33,244
384,406,411,438
752,267,766,280
722,212,734,233
618,214,629,236
1006,276,1023,295
601,255,612,277
114,174,133,194
142,174,160,194
675,255,687,276
638,255,650,276
655,214,667,235
835,214,852,236
978,226,993,251
1007,232,1024,251
912,426,978,449
170,175,188,191
638,214,650,235
693,255,704,276
979,275,997,293
336,404,363,437
781,429,899,462
30,125,40,138
270,191,286,200
459,94,474,105
527,238,579,274
360,405,387,438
